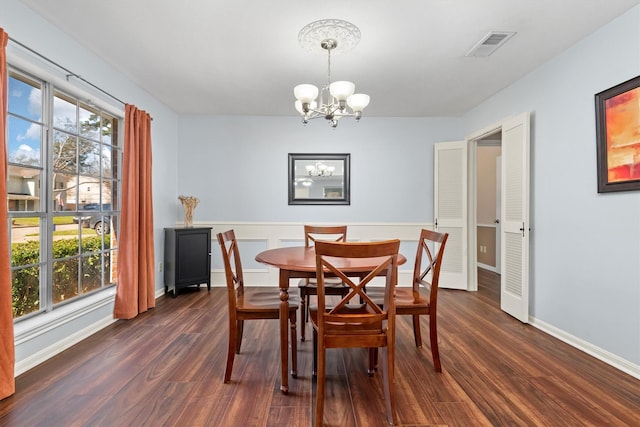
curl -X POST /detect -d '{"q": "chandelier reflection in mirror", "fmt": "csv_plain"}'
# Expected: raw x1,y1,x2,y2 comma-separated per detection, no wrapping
306,162,335,177
294,19,370,128
296,162,336,187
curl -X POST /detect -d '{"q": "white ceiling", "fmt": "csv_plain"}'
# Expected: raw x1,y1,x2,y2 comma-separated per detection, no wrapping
18,0,640,117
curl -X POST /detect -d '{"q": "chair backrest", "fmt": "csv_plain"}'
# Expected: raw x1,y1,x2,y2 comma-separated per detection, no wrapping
216,229,244,311
413,229,448,304
304,225,347,247
314,240,400,341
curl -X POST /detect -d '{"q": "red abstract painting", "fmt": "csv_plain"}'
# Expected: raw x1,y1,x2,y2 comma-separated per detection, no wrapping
595,75,640,193
605,87,640,182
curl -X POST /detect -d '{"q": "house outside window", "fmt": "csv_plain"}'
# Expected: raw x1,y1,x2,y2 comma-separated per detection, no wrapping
7,68,122,319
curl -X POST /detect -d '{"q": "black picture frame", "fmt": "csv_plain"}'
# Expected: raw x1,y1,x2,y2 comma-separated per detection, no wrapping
288,153,350,205
595,75,640,193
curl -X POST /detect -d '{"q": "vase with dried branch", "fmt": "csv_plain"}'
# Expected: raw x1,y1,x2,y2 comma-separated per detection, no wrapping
178,195,199,227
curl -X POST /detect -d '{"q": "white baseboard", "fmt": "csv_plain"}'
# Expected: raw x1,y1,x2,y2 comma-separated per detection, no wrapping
477,262,498,273
530,317,640,380
15,221,638,384
15,287,166,376
15,314,116,376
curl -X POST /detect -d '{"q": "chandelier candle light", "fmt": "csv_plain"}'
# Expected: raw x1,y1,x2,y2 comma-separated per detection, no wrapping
178,195,199,227
306,162,334,176
294,19,370,128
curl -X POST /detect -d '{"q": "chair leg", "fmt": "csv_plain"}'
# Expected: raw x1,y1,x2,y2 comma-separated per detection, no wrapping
412,314,423,347
290,311,298,377
235,319,244,354
224,320,237,383
312,329,318,376
300,288,307,341
368,348,378,376
379,346,397,425
429,312,442,372
315,344,326,427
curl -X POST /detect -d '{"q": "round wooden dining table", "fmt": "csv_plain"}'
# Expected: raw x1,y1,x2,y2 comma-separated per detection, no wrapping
255,246,406,394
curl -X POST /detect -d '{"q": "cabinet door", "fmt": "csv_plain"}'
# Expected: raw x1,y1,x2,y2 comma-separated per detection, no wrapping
176,229,211,285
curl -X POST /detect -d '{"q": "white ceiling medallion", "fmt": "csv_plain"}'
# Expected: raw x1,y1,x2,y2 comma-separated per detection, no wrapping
297,19,361,55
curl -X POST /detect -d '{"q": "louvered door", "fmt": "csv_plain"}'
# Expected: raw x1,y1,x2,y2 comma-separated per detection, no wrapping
434,141,467,290
500,113,530,322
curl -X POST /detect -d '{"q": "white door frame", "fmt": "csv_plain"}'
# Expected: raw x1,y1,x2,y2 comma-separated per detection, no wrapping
495,156,502,272
465,113,530,322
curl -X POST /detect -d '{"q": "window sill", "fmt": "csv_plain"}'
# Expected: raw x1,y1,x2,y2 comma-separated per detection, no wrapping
14,287,116,346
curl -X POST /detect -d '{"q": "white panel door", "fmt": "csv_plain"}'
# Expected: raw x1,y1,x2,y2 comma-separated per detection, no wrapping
434,141,467,290
500,113,530,322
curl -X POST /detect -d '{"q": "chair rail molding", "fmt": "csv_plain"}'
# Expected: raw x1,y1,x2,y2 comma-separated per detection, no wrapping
188,221,433,289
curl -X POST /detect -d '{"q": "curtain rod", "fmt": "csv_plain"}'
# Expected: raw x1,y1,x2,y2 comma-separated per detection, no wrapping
9,36,126,106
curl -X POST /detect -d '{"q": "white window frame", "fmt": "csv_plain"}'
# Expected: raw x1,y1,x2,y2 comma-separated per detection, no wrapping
7,58,123,324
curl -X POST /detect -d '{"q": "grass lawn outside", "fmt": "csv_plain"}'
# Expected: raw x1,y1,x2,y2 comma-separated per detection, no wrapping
14,216,97,238
12,216,75,226
26,229,97,237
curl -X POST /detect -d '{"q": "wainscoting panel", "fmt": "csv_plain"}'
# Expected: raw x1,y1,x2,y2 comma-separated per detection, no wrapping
202,222,431,288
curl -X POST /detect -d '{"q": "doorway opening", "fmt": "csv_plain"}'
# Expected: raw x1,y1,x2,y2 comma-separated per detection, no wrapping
476,131,502,271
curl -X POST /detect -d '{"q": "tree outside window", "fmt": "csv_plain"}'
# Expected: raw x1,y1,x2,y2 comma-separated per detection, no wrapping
7,69,121,319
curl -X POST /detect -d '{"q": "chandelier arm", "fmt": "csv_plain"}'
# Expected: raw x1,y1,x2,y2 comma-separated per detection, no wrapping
326,104,339,116
325,104,356,117
303,110,325,120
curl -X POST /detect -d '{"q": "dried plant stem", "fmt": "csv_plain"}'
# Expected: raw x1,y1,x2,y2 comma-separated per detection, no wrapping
178,195,199,227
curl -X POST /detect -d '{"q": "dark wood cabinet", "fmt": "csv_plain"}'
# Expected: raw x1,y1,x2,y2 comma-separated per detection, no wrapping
164,227,212,297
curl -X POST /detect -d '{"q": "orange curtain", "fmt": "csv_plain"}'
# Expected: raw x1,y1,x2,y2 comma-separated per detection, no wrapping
0,28,15,400
114,104,155,319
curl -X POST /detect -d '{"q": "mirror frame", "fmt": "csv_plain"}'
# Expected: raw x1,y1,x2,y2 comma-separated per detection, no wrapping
288,153,351,205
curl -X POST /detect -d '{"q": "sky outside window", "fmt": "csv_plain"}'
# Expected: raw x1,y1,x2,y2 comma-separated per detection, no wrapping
8,74,42,166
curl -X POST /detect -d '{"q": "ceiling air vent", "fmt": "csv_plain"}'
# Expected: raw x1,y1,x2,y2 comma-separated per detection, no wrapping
465,31,516,57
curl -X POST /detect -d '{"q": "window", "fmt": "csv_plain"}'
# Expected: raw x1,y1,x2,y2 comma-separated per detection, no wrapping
7,68,122,320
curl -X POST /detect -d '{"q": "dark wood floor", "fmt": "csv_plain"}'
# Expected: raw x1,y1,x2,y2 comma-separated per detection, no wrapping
1,269,639,426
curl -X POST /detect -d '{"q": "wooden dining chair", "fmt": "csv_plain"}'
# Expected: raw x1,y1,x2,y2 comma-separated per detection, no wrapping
368,228,448,372
310,239,400,427
216,229,299,383
297,225,349,341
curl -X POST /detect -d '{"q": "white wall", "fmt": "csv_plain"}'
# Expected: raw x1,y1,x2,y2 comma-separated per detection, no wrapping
177,7,640,372
5,0,639,377
4,0,179,373
177,115,461,223
462,7,640,367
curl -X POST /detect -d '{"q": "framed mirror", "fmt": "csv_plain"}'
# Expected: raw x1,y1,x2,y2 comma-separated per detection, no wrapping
288,153,350,205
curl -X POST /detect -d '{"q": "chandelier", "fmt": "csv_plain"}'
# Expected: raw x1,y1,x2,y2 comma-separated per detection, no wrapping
294,19,370,128
306,162,335,176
